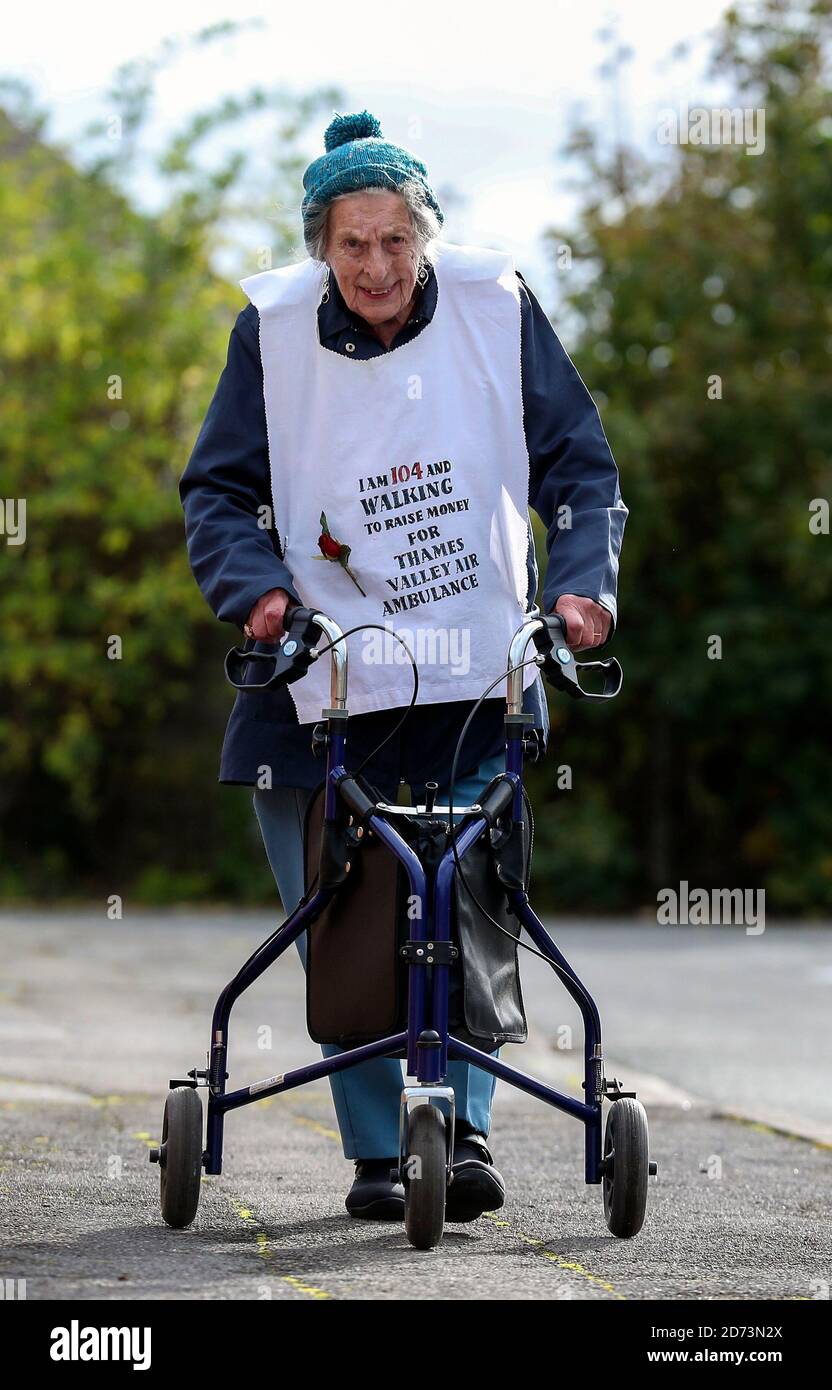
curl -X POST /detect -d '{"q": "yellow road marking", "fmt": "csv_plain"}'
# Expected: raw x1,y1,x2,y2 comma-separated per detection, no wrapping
279,1098,625,1298
230,1198,333,1300
482,1212,626,1299
252,1091,340,1140
154,1079,625,1299
714,1111,832,1152
287,1112,341,1142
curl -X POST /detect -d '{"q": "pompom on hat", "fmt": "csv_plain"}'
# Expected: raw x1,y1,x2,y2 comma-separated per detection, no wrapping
301,109,444,236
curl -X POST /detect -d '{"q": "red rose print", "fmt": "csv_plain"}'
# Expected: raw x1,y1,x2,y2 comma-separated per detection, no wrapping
318,533,342,559
312,511,366,596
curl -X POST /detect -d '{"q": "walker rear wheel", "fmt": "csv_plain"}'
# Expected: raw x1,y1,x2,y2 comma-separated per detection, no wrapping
602,1097,649,1238
404,1104,447,1251
156,1086,204,1229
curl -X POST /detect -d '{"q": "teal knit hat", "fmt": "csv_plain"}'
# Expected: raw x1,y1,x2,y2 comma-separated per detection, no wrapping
301,110,444,237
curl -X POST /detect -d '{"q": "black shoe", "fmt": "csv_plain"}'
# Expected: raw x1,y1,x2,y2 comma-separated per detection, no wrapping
345,1158,405,1221
445,1132,506,1223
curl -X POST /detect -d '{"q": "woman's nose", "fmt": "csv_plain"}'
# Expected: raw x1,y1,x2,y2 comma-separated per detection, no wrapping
363,247,390,281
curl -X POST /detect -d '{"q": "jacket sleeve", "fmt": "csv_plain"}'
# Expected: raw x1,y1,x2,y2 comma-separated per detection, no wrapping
179,306,301,627
518,274,627,637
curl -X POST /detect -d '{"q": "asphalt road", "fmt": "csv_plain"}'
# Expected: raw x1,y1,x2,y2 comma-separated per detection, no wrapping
1,910,830,1301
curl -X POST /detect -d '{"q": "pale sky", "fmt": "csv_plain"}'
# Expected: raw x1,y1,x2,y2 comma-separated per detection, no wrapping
7,0,737,307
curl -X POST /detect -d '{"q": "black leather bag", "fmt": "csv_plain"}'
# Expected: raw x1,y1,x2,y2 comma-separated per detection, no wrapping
303,784,528,1052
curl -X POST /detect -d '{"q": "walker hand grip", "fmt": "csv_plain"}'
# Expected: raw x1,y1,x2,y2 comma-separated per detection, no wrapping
224,606,322,691
566,657,623,700
533,614,623,701
224,646,289,691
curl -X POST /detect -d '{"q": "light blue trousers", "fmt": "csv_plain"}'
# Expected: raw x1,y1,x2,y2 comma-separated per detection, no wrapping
253,753,504,1160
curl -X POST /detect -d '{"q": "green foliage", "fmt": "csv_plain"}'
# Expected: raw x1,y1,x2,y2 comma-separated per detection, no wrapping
534,0,832,911
0,38,340,901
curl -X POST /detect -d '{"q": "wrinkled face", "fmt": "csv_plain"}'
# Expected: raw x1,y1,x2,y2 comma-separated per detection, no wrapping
326,191,420,326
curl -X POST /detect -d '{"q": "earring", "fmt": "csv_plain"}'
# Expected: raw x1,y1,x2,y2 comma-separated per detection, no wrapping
417,261,429,287
320,265,331,304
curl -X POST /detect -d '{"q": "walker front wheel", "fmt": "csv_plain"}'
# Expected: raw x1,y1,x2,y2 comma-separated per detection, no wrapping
155,1086,204,1229
602,1097,649,1238
404,1104,447,1251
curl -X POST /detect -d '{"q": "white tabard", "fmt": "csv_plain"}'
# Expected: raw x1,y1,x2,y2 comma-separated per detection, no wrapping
240,239,538,724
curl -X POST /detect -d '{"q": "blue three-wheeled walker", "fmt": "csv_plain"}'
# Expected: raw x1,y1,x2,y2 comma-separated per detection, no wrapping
152,607,656,1250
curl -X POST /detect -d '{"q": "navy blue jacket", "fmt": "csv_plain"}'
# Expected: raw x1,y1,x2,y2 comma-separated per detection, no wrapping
180,260,627,800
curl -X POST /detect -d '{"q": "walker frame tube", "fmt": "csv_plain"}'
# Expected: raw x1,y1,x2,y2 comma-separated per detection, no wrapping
201,615,606,1185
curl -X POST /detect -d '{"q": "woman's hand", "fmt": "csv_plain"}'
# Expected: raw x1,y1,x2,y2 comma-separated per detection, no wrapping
245,588,295,643
553,595,611,651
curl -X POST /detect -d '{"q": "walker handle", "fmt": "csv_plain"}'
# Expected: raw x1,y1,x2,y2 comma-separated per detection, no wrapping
533,614,623,701
224,607,322,691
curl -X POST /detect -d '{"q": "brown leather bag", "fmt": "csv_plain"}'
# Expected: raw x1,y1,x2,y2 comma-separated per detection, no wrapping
303,783,528,1051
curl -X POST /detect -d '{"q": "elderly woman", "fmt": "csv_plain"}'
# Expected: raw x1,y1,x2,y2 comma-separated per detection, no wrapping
180,110,626,1224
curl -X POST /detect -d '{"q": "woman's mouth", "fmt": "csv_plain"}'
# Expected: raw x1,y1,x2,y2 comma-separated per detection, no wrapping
360,285,395,300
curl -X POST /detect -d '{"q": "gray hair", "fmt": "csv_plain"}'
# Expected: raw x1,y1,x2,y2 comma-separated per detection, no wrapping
304,179,442,268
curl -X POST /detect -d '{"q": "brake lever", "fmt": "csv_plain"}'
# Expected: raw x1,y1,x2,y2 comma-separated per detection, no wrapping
532,614,623,701
224,606,322,691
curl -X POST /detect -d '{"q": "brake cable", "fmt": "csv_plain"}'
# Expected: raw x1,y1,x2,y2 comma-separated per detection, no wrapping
240,620,595,1003
242,624,422,961
441,657,599,1003
314,628,594,998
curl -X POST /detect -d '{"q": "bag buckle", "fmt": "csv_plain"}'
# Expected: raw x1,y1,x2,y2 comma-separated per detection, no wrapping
400,940,459,966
